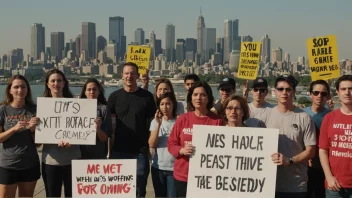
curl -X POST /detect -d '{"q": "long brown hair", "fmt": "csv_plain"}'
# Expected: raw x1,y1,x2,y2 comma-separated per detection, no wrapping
3,75,35,105
153,78,175,103
187,81,214,112
218,95,250,124
43,69,73,98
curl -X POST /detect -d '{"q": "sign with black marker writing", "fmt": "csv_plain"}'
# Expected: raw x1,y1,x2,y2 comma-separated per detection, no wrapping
237,42,261,80
126,45,151,75
72,160,136,198
307,35,340,81
35,97,97,145
187,125,279,198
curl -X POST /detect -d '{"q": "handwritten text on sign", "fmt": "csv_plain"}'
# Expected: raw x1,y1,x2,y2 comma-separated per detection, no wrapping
35,97,97,145
307,35,340,81
126,45,151,75
72,160,136,198
187,125,279,198
238,42,261,80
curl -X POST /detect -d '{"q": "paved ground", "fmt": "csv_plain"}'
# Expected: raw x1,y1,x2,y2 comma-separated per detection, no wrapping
28,151,155,198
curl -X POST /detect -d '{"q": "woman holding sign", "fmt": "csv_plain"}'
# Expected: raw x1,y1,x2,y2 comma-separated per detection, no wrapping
149,92,177,197
79,78,112,159
0,75,40,198
168,81,222,197
219,95,265,127
41,69,81,198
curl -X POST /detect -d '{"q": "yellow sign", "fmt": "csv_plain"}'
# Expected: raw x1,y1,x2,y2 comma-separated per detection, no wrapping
126,45,151,75
237,42,261,80
307,35,340,81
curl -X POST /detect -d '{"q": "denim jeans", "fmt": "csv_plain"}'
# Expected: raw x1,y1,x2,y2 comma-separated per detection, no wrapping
275,192,306,198
326,188,352,198
151,166,175,198
111,151,150,198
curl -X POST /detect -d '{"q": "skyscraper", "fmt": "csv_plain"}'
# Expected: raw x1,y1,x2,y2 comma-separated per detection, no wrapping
75,34,81,59
109,16,125,60
216,37,224,64
31,23,45,60
223,19,239,63
285,52,290,62
261,34,271,63
298,56,305,65
165,23,175,62
96,35,107,54
81,22,96,58
155,39,162,57
135,28,145,45
272,47,282,63
149,30,156,61
242,35,253,42
197,11,205,64
50,32,64,61
204,28,216,63
176,42,185,63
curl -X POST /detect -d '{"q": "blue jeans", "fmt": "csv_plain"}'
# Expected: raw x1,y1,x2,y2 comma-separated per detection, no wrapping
275,192,306,198
151,166,175,198
111,151,150,198
326,188,352,198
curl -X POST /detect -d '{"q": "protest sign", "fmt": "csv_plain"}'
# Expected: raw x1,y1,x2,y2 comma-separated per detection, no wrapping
35,97,97,145
72,159,136,198
307,35,340,81
126,45,151,75
187,125,279,198
237,42,261,80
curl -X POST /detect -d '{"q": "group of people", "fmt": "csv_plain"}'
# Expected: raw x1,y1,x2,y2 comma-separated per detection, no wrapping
0,61,351,198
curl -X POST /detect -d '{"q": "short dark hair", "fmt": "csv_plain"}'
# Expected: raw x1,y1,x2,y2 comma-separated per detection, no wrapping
184,74,200,83
123,62,139,74
335,75,352,90
275,75,298,90
219,95,250,124
186,81,214,112
309,80,330,94
157,92,178,119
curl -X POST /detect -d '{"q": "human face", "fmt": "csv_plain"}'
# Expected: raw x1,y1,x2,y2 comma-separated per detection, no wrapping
159,97,173,117
225,100,244,126
251,86,268,102
184,79,195,92
85,82,100,99
157,83,171,98
275,81,295,105
337,81,352,105
191,87,209,110
219,87,235,101
10,79,28,101
47,73,65,96
309,84,329,107
123,65,139,87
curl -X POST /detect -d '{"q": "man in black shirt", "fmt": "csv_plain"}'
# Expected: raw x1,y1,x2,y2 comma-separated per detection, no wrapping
108,62,156,197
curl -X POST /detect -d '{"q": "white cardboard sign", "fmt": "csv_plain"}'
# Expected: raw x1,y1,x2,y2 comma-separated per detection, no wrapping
35,97,97,145
187,125,279,198
72,159,137,197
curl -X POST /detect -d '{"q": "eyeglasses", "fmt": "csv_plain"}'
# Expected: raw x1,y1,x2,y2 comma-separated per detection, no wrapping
225,106,242,112
276,87,293,92
312,91,328,97
220,88,232,92
253,88,267,93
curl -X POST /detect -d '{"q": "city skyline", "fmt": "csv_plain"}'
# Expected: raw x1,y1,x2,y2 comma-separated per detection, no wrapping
0,0,351,61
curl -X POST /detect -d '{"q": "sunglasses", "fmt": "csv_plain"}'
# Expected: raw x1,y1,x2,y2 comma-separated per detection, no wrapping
311,91,328,97
276,87,293,92
220,88,232,92
253,88,267,93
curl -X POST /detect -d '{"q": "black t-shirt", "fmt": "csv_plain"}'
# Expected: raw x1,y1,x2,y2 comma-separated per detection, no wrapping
108,88,156,154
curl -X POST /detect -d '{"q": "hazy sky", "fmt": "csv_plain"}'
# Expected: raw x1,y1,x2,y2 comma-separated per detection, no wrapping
0,0,351,61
